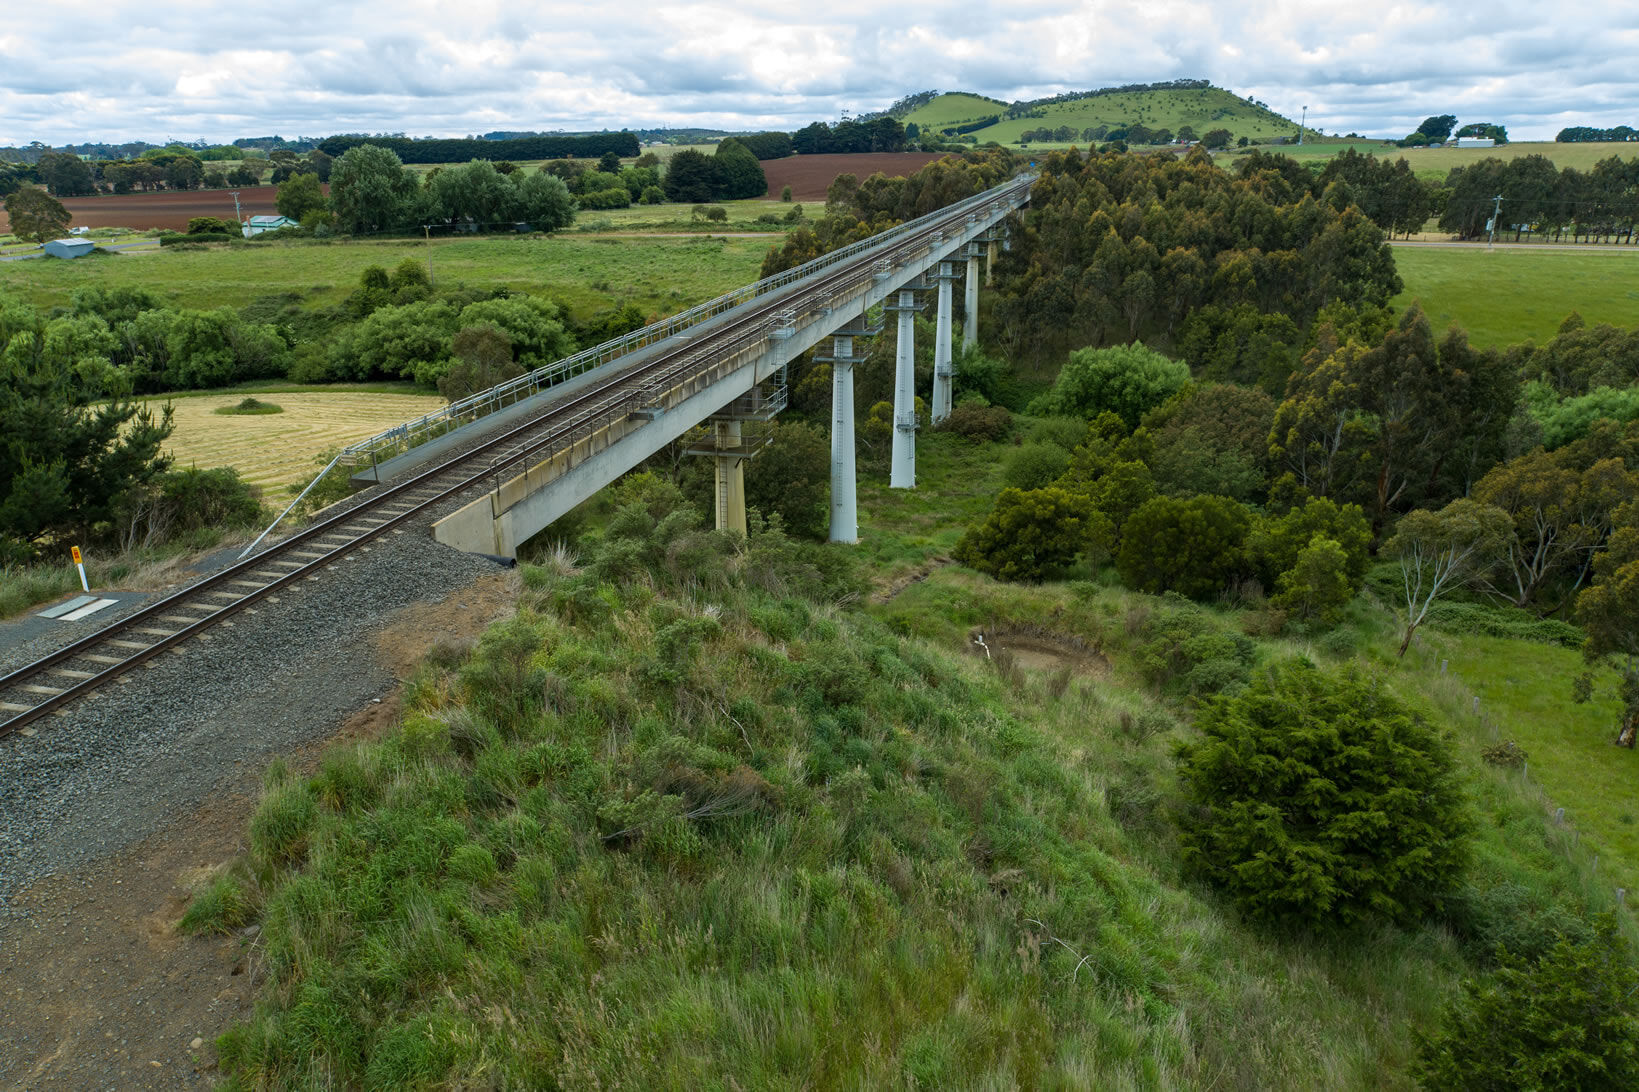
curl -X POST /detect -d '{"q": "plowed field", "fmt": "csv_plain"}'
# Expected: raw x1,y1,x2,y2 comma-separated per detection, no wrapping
761,152,948,200
0,185,284,234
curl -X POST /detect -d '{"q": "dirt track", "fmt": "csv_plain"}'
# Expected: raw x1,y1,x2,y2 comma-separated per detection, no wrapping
762,152,947,200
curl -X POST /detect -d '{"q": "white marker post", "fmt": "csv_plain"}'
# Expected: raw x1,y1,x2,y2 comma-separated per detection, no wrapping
71,545,89,593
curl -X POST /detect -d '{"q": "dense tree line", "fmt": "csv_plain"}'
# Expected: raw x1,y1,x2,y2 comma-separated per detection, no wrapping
1439,154,1639,242
1557,125,1639,143
316,131,639,163
790,117,910,155
992,147,1401,362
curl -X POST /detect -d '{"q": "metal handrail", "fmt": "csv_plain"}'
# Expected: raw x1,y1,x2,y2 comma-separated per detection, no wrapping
334,174,1034,465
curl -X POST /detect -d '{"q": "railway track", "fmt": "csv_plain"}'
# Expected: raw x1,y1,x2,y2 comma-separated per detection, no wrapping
0,177,1030,739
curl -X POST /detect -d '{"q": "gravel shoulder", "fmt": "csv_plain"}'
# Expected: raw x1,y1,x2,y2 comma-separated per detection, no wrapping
0,526,519,1088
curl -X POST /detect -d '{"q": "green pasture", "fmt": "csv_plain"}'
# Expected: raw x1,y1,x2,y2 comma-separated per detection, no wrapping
1392,245,1639,347
0,232,772,323
573,197,801,233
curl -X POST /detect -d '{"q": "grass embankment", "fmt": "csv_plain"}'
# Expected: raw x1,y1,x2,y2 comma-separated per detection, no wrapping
1392,246,1639,347
191,452,1629,1086
1,233,770,321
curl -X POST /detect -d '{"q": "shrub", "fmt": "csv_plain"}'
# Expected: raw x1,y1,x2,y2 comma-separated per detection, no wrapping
1028,342,1189,427
1116,494,1251,599
1247,496,1371,591
1136,599,1256,696
579,187,631,210
1003,442,1071,490
954,486,1109,582
780,185,793,201
1413,915,1639,1089
179,871,256,935
1175,659,1469,927
936,403,1012,443
639,185,664,205
1269,534,1354,623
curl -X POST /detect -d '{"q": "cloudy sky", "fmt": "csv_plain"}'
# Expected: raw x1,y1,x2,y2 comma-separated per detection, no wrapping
2,1,1635,146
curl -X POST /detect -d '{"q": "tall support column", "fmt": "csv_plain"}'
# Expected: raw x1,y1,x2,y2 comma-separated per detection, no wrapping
931,264,954,425
829,335,858,544
714,420,746,535
986,239,998,286
891,290,917,489
963,254,980,348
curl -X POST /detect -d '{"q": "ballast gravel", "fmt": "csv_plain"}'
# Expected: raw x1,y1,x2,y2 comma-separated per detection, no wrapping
0,526,503,918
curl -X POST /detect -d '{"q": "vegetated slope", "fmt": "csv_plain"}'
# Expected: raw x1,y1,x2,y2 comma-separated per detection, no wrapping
195,472,1612,1088
898,92,1012,132
904,86,1299,145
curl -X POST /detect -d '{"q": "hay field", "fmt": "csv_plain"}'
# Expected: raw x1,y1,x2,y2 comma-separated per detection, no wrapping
147,392,447,496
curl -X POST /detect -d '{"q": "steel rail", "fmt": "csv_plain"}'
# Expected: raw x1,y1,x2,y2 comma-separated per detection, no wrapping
0,177,1030,738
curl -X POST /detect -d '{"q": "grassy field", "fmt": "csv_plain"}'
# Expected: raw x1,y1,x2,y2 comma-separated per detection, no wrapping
2,232,772,321
1392,245,1639,347
143,390,446,495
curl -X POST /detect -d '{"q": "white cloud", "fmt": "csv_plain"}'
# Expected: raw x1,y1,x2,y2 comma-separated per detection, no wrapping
1,0,1635,144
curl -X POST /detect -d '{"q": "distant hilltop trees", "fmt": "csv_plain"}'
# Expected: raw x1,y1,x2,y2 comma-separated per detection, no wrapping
1557,125,1639,143
317,132,639,164
1004,78,1215,118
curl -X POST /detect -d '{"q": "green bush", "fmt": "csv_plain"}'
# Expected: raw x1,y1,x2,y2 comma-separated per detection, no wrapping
1176,659,1470,927
1136,599,1256,697
1116,494,1251,600
935,403,1012,443
1028,343,1189,427
1269,535,1354,623
1413,915,1639,1089
1421,599,1585,647
954,486,1108,582
1003,442,1071,490
579,187,631,210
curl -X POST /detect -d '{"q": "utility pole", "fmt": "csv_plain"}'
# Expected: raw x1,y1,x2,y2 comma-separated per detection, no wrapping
1298,105,1308,145
1488,194,1503,250
230,190,243,226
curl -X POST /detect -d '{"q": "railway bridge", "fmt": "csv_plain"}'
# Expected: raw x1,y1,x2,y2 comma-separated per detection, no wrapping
338,173,1033,555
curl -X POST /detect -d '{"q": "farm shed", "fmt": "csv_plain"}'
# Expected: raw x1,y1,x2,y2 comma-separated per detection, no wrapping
241,214,296,237
43,238,95,259
1454,137,1496,148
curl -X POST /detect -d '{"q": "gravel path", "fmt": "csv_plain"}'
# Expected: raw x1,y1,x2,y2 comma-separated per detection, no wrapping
0,526,501,918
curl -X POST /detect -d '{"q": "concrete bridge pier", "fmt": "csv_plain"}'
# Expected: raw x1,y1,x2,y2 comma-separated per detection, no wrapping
713,420,747,534
986,238,998,286
930,262,957,425
886,288,923,489
963,247,981,348
827,335,858,543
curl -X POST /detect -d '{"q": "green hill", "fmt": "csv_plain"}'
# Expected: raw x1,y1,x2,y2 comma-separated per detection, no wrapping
903,84,1306,147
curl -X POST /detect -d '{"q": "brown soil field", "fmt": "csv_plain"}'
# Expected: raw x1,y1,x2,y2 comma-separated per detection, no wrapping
0,186,284,233
762,152,947,200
